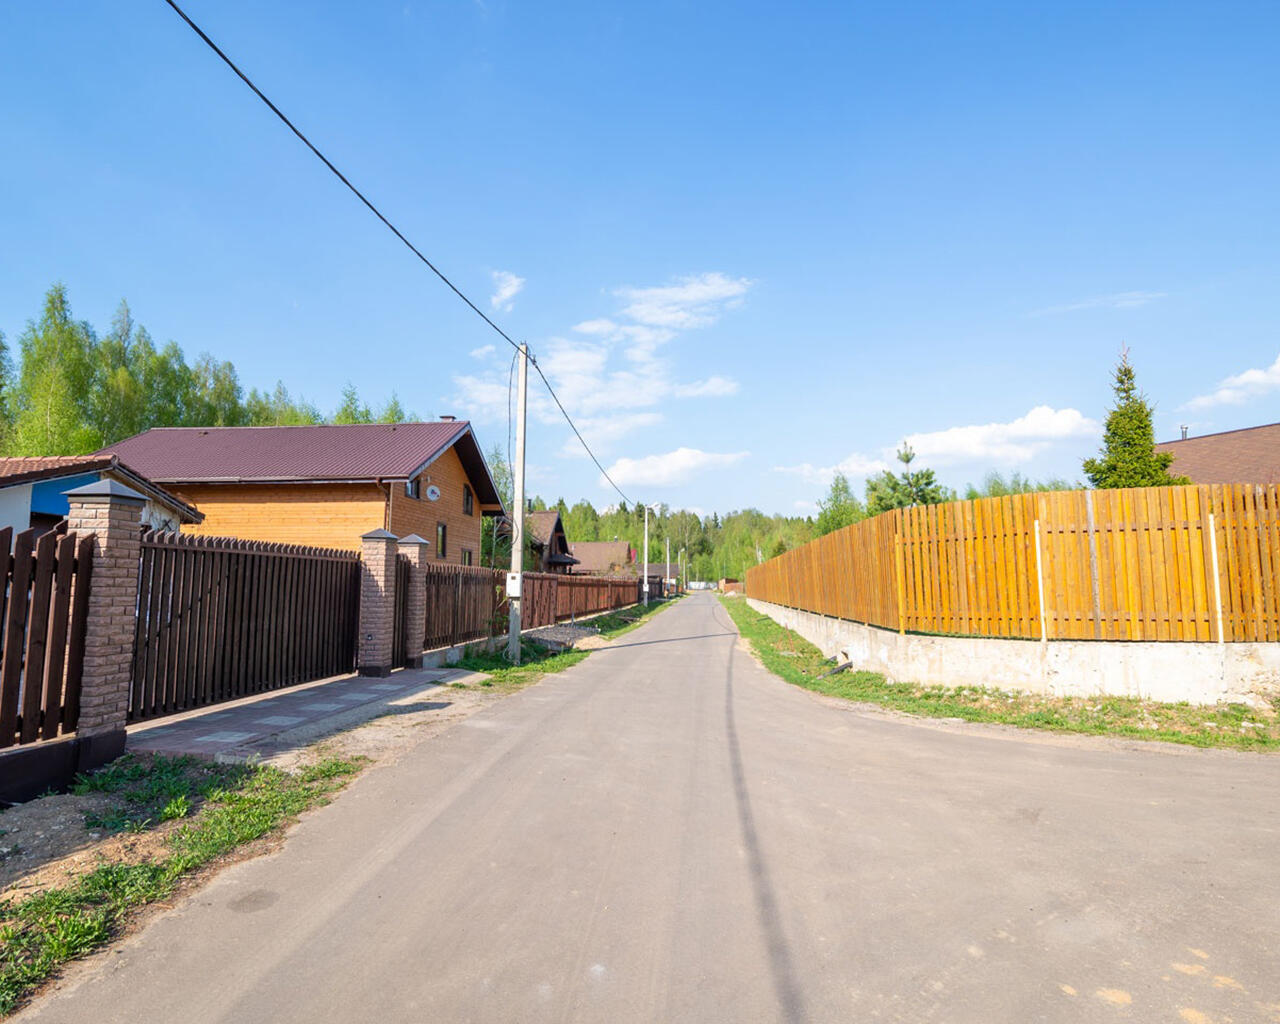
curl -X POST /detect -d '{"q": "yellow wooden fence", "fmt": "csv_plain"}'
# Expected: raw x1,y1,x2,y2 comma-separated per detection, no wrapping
745,484,1280,642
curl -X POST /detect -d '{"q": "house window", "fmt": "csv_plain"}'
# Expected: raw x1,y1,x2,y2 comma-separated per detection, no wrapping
463,484,474,516
406,477,421,500
461,548,473,566
436,522,447,558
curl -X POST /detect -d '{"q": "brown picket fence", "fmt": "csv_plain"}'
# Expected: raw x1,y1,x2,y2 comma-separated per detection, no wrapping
746,483,1280,643
423,564,507,650
555,575,643,620
129,533,361,722
0,526,93,748
415,569,642,649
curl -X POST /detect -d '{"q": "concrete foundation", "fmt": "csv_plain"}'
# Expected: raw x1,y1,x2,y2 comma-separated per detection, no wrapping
747,598,1280,707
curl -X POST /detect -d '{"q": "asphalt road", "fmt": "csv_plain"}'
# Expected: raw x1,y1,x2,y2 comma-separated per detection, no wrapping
20,593,1280,1023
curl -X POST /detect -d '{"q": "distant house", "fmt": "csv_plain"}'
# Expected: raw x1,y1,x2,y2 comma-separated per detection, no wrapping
101,421,504,562
0,455,202,535
568,540,634,576
1155,423,1280,484
526,510,578,574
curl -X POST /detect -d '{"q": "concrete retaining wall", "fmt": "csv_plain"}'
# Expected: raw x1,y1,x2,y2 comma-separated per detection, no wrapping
746,599,1280,707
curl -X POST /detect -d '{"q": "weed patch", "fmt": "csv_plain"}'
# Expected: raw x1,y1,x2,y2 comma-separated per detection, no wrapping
718,596,1280,752
456,642,588,692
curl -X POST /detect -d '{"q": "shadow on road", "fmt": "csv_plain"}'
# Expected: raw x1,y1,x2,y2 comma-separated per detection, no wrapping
601,632,736,651
724,647,809,1023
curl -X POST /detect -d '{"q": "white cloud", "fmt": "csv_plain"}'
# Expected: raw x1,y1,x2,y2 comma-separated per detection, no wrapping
1030,291,1166,317
489,270,525,312
774,452,891,487
793,499,818,513
674,376,739,398
558,412,664,457
602,447,749,488
616,272,753,329
903,405,1099,464
774,405,1098,485
1184,352,1280,410
454,270,751,454
469,344,496,360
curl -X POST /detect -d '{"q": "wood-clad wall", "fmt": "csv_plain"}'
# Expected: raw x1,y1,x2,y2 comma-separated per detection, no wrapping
177,483,386,550
388,445,492,567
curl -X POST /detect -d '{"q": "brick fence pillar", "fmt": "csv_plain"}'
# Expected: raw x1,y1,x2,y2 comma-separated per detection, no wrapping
358,528,398,676
64,479,146,762
398,534,429,668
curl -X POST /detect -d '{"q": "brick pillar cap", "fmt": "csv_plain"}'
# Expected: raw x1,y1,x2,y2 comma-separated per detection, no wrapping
398,533,430,547
361,527,399,541
63,478,147,504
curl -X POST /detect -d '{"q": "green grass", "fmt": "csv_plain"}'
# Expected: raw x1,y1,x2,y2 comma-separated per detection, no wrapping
587,596,680,639
0,755,364,1017
718,596,1280,752
455,641,589,691
451,599,679,690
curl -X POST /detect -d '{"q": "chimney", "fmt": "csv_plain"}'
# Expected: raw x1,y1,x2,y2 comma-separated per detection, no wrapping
1180,425,1189,441
439,415,456,422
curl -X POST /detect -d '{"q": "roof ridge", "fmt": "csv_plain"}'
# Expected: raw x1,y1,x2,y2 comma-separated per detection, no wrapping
1160,421,1280,444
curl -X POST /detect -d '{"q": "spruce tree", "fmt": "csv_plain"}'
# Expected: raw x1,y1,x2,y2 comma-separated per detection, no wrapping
1082,352,1189,488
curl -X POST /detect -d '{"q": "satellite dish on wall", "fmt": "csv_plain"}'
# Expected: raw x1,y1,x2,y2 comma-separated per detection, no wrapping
425,484,441,501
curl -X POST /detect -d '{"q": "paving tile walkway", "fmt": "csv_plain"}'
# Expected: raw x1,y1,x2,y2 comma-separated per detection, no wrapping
127,667,471,759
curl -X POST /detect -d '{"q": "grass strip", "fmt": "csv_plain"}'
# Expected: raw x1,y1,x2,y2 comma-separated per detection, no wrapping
455,641,589,691
0,755,363,1016
718,596,1280,752
453,598,680,690
587,596,679,640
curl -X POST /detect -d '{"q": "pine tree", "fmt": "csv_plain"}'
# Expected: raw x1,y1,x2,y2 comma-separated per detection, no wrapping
1082,352,1188,488
865,444,954,516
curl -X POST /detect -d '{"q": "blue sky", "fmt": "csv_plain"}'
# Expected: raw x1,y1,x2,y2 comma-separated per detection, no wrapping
2,1,1278,516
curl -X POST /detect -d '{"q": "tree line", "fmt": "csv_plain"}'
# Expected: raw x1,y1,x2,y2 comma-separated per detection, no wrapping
0,284,413,455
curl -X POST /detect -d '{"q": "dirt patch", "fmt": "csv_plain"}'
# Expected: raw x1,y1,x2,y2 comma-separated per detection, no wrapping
0,673,509,908
1,793,117,893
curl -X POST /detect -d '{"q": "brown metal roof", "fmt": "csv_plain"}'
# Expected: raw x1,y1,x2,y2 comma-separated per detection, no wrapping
526,510,561,547
1155,422,1280,484
0,455,203,523
100,422,504,510
567,540,633,574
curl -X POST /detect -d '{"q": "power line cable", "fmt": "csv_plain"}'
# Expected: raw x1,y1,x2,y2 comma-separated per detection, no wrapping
162,0,634,506
161,0,520,356
530,360,633,506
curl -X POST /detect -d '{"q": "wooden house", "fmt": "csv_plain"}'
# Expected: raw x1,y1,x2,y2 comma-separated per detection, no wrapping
526,510,578,574
102,420,504,562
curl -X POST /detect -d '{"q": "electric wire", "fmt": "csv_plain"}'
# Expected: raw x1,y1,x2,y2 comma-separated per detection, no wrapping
162,0,635,506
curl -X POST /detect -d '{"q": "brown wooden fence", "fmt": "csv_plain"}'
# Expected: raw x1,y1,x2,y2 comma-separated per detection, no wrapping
555,575,643,620
0,526,93,748
745,484,1280,643
415,569,642,649
129,533,360,722
423,564,507,650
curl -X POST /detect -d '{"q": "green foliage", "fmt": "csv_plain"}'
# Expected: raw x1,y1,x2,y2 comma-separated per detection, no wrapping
1082,352,1189,488
815,472,864,536
864,444,954,516
0,285,420,454
963,471,1076,500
